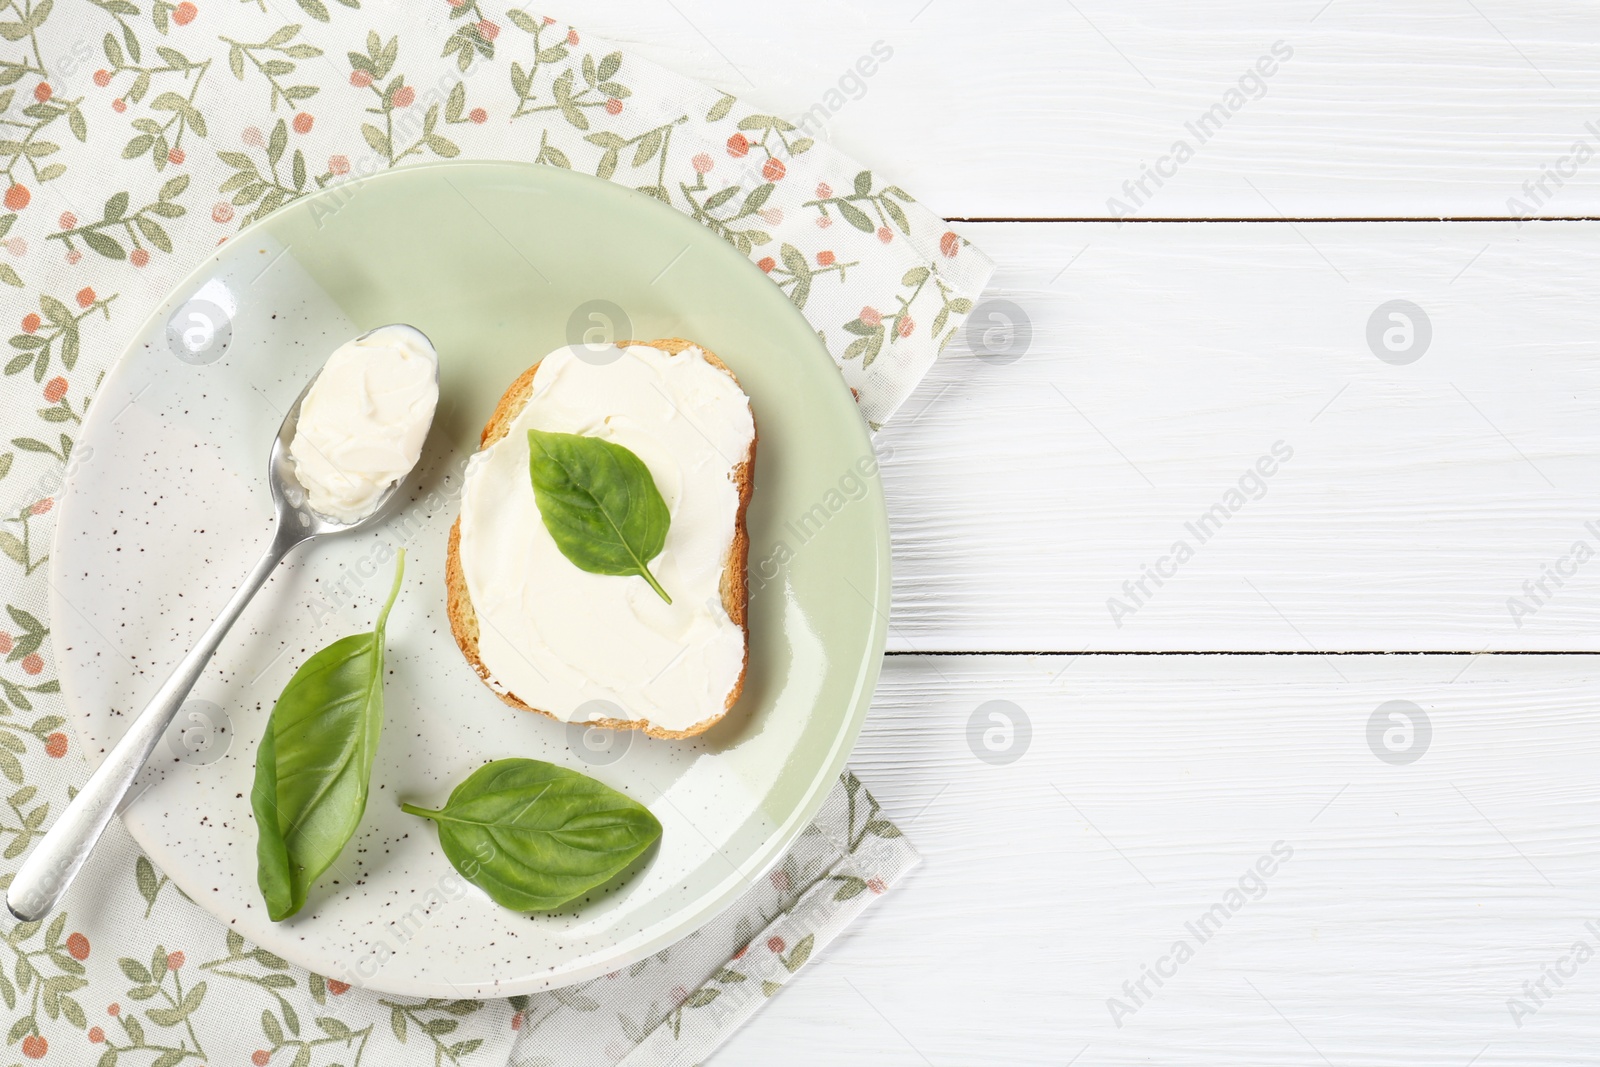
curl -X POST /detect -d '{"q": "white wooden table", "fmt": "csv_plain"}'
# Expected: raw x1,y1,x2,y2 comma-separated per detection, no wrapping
568,3,1600,1063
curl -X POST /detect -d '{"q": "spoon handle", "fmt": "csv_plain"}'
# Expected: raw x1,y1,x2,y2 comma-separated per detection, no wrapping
7,526,295,922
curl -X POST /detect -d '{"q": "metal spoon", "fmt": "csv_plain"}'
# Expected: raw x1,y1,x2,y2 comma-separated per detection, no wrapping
6,324,436,922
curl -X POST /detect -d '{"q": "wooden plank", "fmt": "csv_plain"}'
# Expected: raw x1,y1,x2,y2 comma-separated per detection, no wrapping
725,653,1600,1065
876,220,1600,652
575,0,1600,218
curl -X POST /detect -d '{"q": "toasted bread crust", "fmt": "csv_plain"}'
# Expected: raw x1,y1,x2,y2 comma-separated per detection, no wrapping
445,338,755,739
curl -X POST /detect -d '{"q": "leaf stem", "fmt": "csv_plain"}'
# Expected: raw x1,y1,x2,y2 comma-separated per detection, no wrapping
638,563,671,604
373,549,405,633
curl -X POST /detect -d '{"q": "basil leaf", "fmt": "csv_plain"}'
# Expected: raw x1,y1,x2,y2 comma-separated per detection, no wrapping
252,552,406,921
401,758,662,912
526,428,673,603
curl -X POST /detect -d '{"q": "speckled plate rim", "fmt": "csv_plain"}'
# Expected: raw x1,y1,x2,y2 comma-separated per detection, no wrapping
47,159,892,996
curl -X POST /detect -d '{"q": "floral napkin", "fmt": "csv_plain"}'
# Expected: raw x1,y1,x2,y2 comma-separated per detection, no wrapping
0,1,989,1064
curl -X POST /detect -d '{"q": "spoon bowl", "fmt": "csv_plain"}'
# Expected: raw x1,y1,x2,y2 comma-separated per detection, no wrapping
268,323,438,539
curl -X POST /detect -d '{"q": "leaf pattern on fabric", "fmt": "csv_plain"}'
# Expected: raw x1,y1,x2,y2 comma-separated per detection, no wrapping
500,771,920,1065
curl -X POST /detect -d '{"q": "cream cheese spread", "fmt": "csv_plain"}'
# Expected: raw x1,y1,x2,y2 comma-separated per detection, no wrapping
289,325,439,523
458,343,755,730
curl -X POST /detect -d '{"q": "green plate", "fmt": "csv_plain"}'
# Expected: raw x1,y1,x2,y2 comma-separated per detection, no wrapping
51,160,890,996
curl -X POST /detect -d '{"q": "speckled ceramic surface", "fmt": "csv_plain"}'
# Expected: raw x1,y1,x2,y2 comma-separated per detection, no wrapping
48,161,890,998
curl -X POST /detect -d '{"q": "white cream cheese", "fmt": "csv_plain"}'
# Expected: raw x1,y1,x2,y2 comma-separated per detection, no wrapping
289,326,439,523
458,343,755,731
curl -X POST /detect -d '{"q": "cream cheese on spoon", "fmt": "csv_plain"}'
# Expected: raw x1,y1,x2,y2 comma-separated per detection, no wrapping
289,326,439,523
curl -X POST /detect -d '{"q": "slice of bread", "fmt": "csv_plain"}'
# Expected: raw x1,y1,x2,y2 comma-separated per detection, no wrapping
446,338,755,739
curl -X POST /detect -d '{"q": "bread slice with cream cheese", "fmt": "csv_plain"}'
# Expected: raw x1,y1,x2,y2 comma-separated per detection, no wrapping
446,338,755,739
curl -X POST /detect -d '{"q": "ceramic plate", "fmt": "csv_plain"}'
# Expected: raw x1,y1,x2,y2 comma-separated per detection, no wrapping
49,161,889,997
